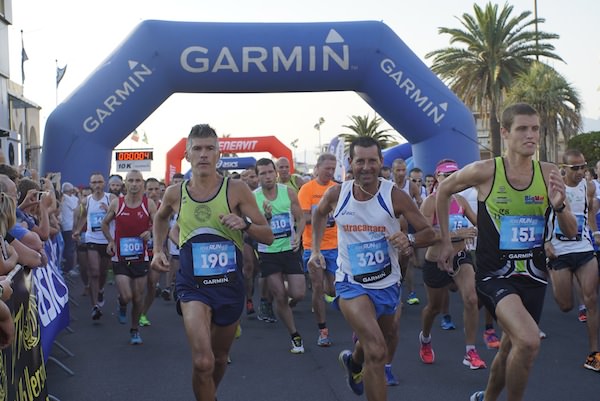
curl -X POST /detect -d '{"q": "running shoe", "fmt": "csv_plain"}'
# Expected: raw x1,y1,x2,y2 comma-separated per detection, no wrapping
406,291,420,305
97,290,105,307
419,336,435,364
441,314,456,330
324,294,335,303
91,305,103,321
385,365,399,386
257,300,269,321
246,299,255,315
317,328,332,347
290,335,304,354
338,350,364,395
463,349,487,370
266,302,277,323
130,330,143,345
235,324,242,339
578,308,587,323
483,328,500,349
161,288,171,301
117,305,127,325
139,314,151,327
470,391,484,401
539,330,547,339
584,351,600,372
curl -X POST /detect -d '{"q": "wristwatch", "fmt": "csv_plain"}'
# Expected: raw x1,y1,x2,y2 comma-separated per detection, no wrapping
407,233,416,247
241,217,252,231
554,202,566,213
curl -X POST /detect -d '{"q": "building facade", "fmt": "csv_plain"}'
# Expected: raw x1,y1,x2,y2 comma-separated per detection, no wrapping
0,0,41,169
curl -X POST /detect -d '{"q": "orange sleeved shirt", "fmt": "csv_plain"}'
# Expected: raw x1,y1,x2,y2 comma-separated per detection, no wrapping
297,179,338,250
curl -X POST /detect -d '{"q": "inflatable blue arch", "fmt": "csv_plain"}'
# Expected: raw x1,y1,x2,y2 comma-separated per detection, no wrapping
42,20,479,185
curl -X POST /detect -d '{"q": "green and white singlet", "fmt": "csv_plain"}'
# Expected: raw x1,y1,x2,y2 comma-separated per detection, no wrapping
254,183,294,253
476,157,552,283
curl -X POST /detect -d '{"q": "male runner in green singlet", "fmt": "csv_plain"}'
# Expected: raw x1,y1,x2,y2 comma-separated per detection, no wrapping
436,103,578,401
151,124,273,401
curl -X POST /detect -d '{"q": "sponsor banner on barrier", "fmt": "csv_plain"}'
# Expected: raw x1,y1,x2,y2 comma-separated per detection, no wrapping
32,240,70,362
0,268,48,401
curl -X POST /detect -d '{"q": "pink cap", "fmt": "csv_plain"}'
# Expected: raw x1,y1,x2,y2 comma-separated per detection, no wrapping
435,161,459,175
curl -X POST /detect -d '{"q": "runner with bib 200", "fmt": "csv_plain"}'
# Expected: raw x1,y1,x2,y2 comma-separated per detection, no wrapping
101,170,156,345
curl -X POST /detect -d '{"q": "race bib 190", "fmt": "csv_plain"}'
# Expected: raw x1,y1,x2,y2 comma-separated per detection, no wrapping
192,241,237,277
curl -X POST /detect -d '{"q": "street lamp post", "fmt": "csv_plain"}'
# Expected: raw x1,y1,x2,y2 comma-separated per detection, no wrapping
314,117,325,153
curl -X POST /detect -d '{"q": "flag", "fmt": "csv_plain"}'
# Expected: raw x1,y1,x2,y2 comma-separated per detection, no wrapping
21,30,29,85
56,65,67,87
142,132,149,144
131,129,139,142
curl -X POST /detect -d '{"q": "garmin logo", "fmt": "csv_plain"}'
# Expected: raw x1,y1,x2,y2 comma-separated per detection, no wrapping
83,60,152,133
180,29,349,73
379,58,447,125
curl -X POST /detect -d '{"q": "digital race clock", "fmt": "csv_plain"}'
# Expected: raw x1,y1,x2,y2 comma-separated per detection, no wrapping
115,151,154,161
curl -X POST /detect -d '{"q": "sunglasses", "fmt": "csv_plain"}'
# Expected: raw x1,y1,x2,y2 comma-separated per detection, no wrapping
563,163,587,171
437,172,454,178
411,178,422,183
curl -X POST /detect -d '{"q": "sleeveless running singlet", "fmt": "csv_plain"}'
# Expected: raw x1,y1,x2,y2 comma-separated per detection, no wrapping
551,179,593,255
177,178,243,286
86,192,112,244
477,157,551,283
254,183,294,253
113,196,151,262
333,178,401,289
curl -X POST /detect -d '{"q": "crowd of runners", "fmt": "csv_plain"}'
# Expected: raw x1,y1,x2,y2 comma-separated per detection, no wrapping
1,103,599,401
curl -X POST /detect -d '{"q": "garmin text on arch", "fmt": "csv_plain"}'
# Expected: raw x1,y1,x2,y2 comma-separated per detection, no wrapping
82,61,152,133
180,43,350,73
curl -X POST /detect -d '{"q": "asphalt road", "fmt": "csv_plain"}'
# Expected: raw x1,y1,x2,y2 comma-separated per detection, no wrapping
46,271,598,401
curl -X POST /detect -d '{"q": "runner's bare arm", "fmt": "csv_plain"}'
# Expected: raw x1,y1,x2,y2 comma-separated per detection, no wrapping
72,197,88,239
542,163,578,238
311,184,340,253
411,181,423,207
586,179,599,233
418,193,439,243
288,188,305,250
390,186,434,250
436,160,492,271
101,198,118,244
153,185,177,255
230,180,273,245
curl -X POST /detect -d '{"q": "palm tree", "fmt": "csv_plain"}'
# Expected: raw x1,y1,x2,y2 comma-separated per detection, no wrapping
426,2,562,156
340,114,399,152
506,62,581,162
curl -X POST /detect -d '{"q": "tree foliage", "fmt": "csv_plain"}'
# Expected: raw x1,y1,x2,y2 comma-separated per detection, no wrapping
339,114,399,151
568,132,600,166
506,62,581,162
426,2,562,156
